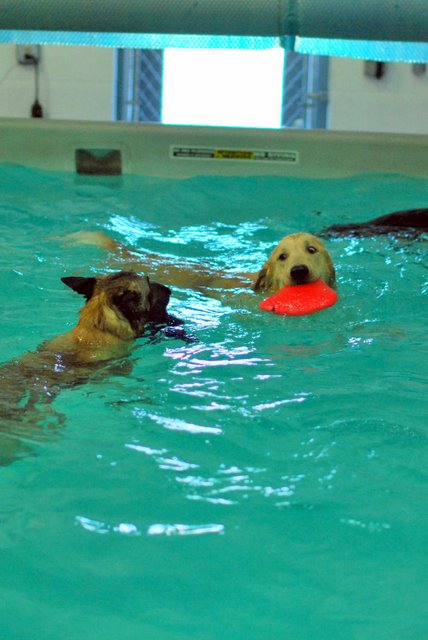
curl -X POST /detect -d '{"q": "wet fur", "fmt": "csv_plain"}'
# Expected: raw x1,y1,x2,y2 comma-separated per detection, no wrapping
253,232,335,293
0,271,174,463
61,230,335,295
61,208,426,293
321,208,428,238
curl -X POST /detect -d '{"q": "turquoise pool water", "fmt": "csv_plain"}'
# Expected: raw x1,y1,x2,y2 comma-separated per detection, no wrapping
0,165,427,639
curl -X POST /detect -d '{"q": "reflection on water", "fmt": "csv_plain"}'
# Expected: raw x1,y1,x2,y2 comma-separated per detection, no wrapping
0,167,427,639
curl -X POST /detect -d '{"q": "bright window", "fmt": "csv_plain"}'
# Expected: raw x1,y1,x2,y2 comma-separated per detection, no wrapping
115,49,329,129
162,48,285,128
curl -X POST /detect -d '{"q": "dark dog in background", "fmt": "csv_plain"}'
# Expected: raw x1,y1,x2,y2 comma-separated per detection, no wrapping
321,208,428,238
0,271,178,464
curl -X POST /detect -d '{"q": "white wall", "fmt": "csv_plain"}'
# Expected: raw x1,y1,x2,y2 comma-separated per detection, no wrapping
0,44,114,120
328,57,428,134
1,43,427,135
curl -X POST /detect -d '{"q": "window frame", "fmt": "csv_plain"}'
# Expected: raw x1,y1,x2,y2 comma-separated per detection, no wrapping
115,48,329,129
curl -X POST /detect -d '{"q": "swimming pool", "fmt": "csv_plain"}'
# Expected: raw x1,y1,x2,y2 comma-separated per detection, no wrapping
0,160,427,639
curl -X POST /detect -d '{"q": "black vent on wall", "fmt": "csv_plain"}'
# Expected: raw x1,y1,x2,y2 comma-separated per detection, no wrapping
75,149,122,175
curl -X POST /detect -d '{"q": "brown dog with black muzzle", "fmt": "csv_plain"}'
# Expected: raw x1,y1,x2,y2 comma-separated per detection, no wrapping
0,271,174,462
56,270,173,358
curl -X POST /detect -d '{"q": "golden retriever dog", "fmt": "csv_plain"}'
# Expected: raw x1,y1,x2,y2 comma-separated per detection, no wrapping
0,271,174,463
62,230,336,294
252,232,335,292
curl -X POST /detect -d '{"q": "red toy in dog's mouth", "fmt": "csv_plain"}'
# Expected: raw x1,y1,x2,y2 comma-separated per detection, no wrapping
259,279,338,316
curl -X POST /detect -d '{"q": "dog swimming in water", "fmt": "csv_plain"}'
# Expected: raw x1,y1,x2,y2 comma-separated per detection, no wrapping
0,271,178,463
321,208,428,238
252,232,335,292
60,208,426,295
61,230,336,294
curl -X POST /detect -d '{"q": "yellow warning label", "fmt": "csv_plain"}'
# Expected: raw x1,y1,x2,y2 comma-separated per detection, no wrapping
214,149,255,160
171,146,299,164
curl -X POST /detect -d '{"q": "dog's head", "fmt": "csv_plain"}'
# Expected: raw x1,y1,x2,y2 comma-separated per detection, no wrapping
253,232,335,292
62,271,172,340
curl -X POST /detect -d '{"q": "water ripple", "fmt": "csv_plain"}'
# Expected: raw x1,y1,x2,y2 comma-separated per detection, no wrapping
133,409,223,435
147,523,224,536
76,517,225,537
76,516,141,536
340,517,391,533
253,393,310,412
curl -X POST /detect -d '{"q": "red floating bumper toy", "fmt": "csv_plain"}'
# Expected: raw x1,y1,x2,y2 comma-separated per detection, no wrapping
259,279,338,316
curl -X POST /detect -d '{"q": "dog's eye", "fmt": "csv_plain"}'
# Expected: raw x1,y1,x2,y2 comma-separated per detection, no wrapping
278,253,288,261
307,245,318,254
113,290,141,308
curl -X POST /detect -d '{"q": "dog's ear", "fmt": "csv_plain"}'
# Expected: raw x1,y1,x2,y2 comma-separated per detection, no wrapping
253,267,269,292
61,276,97,301
320,251,336,287
148,281,171,322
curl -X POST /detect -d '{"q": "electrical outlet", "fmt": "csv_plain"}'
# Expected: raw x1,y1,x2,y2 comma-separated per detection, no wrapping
16,45,41,65
364,60,385,80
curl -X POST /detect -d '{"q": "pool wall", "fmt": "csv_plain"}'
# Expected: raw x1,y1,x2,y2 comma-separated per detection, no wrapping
0,118,427,178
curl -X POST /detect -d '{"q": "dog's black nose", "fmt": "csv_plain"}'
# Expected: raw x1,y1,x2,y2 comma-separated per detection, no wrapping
290,264,310,283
